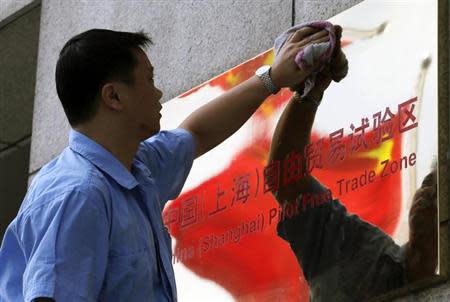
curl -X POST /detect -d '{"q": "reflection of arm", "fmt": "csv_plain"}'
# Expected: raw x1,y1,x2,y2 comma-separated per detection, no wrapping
268,96,406,292
268,87,405,301
268,26,346,201
267,89,347,279
268,92,318,202
268,47,406,299
268,90,405,287
267,95,358,278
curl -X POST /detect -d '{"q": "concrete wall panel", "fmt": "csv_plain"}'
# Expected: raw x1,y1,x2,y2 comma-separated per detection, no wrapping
295,0,364,23
0,5,40,238
0,0,36,24
0,6,40,144
0,140,30,238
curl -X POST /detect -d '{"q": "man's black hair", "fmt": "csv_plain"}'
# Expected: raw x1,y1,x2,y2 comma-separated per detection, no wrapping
55,29,152,126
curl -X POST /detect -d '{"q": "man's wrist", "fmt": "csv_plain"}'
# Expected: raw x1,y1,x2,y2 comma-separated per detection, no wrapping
269,67,283,90
255,65,281,94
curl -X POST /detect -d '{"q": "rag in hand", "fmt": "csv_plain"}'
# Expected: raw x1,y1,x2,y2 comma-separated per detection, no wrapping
274,21,336,97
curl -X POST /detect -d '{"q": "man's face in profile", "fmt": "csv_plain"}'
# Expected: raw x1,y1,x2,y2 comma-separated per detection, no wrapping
117,48,163,139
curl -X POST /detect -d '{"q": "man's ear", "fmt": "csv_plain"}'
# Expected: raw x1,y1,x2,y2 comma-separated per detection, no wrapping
100,83,123,111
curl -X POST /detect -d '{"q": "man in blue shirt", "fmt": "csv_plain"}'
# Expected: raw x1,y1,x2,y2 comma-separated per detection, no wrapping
0,27,331,301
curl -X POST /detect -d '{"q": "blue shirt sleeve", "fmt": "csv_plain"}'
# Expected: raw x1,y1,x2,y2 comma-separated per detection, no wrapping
136,128,196,204
16,188,110,302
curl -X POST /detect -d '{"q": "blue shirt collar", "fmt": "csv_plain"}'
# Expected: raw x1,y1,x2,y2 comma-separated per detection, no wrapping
68,129,139,190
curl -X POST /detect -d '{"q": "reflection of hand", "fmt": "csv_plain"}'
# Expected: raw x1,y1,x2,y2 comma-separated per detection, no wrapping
329,25,348,83
329,49,348,83
270,27,330,88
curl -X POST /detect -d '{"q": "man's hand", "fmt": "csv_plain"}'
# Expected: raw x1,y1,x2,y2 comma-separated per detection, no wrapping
270,27,331,88
291,25,348,103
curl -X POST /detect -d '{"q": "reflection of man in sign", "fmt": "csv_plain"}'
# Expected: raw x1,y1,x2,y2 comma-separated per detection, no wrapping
268,27,438,302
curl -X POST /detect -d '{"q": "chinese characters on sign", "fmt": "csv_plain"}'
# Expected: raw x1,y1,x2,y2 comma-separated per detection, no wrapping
165,97,419,263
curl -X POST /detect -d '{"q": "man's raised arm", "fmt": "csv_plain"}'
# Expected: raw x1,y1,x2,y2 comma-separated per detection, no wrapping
179,27,330,159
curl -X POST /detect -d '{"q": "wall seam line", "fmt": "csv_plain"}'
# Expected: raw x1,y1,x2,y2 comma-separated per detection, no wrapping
291,0,295,26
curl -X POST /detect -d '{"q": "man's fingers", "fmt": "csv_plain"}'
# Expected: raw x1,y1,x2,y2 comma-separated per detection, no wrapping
289,27,320,43
311,36,329,45
292,35,329,51
308,29,329,41
297,29,328,47
299,58,325,78
285,32,296,44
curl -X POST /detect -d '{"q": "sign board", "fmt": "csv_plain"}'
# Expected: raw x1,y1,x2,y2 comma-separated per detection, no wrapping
160,0,447,300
